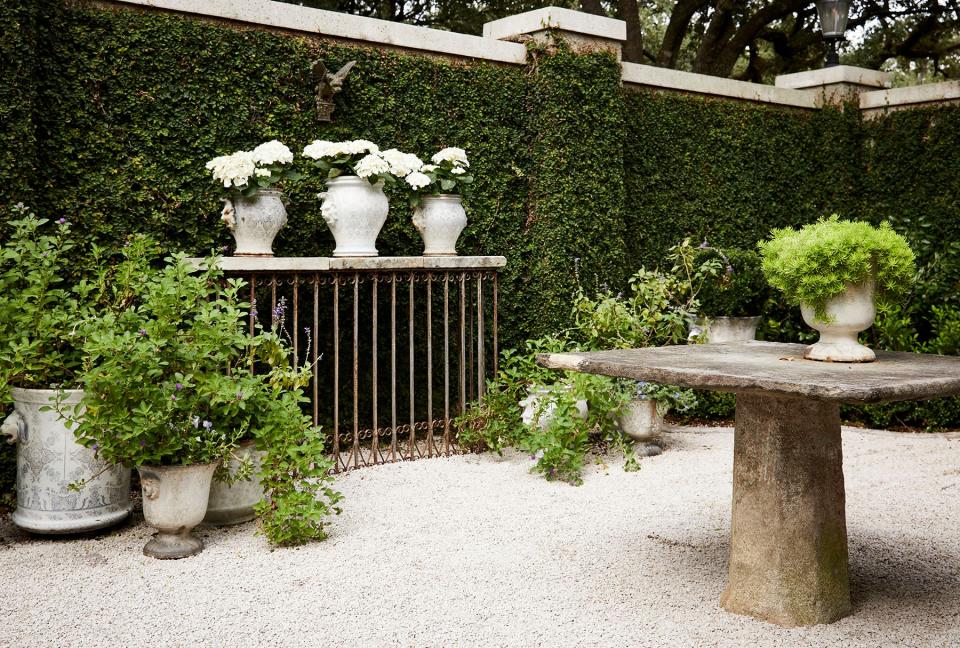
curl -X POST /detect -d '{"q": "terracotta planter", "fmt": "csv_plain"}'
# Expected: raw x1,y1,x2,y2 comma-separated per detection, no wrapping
1,388,131,534
319,176,389,257
801,281,876,362
221,189,287,257
204,441,264,526
138,462,218,559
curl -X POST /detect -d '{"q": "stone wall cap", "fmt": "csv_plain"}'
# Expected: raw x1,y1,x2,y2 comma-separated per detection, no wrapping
775,65,892,89
483,7,626,42
860,80,960,110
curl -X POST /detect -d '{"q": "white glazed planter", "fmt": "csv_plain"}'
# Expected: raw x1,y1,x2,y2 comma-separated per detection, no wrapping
519,386,588,431
221,189,287,256
138,462,218,559
412,194,467,256
801,281,876,363
704,316,761,343
320,176,389,257
618,398,665,442
1,388,131,534
204,441,265,526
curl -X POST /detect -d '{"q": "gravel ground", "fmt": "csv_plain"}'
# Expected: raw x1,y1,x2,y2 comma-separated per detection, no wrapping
1,426,959,648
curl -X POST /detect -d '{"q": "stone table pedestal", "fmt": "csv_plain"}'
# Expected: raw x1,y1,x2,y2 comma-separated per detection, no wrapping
538,341,960,627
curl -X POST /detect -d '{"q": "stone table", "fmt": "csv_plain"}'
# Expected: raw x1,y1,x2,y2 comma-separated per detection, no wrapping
537,341,960,627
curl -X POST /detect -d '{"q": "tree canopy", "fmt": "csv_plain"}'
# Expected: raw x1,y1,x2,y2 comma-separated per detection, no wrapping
282,1,959,83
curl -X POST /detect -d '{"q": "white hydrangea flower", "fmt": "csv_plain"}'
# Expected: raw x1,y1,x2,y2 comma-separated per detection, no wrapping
380,148,423,177
354,153,390,178
251,140,293,165
405,171,432,190
431,147,469,167
303,140,339,159
205,150,256,188
344,139,380,155
451,167,466,175
421,164,438,172
254,168,272,177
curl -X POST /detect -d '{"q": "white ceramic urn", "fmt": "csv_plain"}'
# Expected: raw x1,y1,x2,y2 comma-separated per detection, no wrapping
618,398,664,442
221,189,288,256
138,462,219,559
1,388,131,534
204,441,265,526
320,176,389,257
801,280,876,362
412,194,467,256
704,316,761,343
519,386,588,431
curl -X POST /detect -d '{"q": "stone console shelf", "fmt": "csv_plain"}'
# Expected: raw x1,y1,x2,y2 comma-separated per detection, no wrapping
186,256,507,272
537,341,960,627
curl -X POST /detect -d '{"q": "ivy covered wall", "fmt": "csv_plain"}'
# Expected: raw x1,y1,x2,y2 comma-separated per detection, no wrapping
2,1,960,442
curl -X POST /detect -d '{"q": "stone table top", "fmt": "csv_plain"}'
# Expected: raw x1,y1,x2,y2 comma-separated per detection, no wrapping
537,341,960,404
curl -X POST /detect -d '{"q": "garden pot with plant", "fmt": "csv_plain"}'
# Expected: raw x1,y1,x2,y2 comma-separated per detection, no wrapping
0,211,140,534
304,140,422,257
203,439,264,526
71,254,343,555
407,147,473,256
693,245,768,343
207,140,300,257
759,216,915,362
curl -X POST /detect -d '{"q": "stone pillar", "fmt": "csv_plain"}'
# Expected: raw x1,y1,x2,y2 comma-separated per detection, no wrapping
483,7,626,59
775,65,891,106
720,393,851,627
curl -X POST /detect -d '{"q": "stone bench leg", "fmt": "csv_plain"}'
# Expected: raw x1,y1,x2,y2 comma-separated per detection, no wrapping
720,393,851,627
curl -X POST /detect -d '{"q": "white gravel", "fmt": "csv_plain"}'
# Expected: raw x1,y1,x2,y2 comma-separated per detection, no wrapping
2,426,959,648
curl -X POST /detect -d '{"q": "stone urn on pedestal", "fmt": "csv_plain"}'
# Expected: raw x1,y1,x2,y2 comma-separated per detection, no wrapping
204,441,265,526
801,281,876,362
412,195,467,256
320,177,390,257
139,462,219,559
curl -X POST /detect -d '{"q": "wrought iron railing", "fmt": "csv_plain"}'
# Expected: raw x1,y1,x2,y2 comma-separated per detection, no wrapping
199,256,505,472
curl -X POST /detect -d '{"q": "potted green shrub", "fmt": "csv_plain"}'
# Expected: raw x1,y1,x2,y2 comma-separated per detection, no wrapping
693,245,768,343
759,216,916,362
0,208,142,534
70,254,342,556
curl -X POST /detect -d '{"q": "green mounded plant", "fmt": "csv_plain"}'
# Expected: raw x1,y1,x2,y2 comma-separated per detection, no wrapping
70,253,342,545
759,216,916,321
694,245,768,318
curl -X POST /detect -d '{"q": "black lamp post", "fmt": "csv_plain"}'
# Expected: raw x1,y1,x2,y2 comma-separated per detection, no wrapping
815,0,850,67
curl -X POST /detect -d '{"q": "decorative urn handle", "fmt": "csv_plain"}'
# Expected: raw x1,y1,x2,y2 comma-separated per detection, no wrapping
1,410,25,443
220,198,236,232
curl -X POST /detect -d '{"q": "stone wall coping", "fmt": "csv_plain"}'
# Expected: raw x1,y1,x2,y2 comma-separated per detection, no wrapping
482,6,626,42
186,256,508,272
775,65,892,90
623,62,818,109
110,0,528,64
860,80,960,111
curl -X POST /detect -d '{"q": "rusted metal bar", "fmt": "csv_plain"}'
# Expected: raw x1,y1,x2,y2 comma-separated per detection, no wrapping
468,273,475,401
371,276,379,463
352,272,360,469
459,273,466,415
493,273,499,377
443,273,450,455
408,271,415,459
312,274,319,427
333,277,341,470
292,276,299,362
477,274,484,400
391,276,397,463
426,274,434,457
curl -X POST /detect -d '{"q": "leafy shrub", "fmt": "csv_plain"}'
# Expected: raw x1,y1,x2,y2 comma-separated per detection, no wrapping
695,246,768,317
759,216,916,321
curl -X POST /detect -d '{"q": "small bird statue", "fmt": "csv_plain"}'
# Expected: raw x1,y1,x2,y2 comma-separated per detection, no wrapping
312,60,356,121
